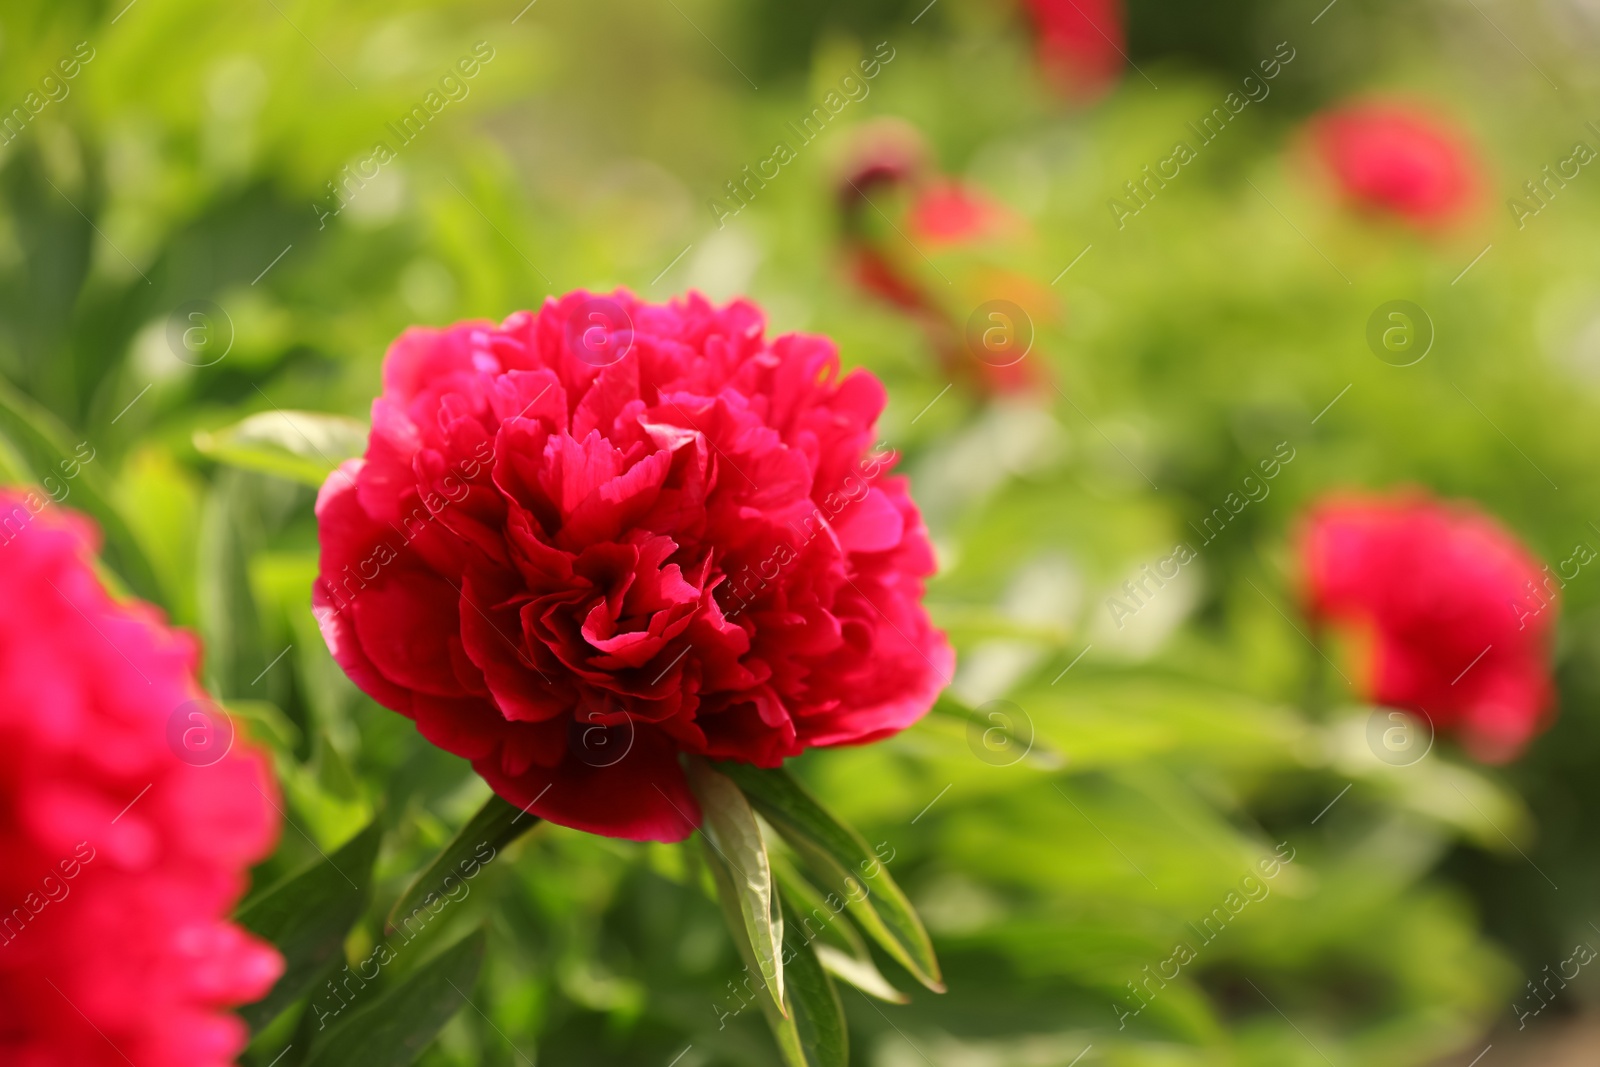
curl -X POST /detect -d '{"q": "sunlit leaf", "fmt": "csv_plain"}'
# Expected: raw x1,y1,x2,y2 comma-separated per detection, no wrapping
773,854,908,1004
689,758,785,1016
703,839,813,1067
706,837,852,1066
716,761,942,993
194,410,367,487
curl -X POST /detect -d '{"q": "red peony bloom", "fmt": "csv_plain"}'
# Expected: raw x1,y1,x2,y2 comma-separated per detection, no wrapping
314,291,952,842
906,180,1015,247
1023,0,1126,100
834,123,1049,398
834,122,1015,251
0,495,281,1066
1307,102,1482,228
1301,492,1557,761
836,122,941,316
834,117,927,212
846,246,932,315
841,182,1014,313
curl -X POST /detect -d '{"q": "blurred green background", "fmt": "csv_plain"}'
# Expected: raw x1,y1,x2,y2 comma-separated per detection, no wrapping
3,0,1599,1063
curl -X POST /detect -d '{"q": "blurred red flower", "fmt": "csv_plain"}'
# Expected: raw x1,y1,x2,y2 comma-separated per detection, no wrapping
835,121,1049,397
1023,0,1126,100
844,177,1018,308
0,495,281,1066
906,180,1015,246
1301,491,1556,761
835,118,926,208
314,291,952,842
1307,103,1482,227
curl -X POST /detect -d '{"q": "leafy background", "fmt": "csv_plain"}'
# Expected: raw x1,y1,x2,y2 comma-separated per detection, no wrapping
1,0,1598,1063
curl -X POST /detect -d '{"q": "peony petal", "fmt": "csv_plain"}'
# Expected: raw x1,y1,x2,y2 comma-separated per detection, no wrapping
834,487,906,554
475,725,701,842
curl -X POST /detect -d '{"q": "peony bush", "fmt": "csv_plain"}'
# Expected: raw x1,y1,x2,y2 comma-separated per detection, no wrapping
2,2,1596,1065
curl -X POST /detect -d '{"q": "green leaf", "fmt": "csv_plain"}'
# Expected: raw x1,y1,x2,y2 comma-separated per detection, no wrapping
929,691,1063,769
777,895,849,1067
387,793,538,934
226,699,303,753
707,839,849,1067
0,376,166,606
245,955,344,1067
773,855,908,1004
715,762,943,993
688,758,785,1016
193,410,367,487
814,944,904,1008
301,928,487,1067
702,840,810,1067
236,820,384,1033
197,471,264,699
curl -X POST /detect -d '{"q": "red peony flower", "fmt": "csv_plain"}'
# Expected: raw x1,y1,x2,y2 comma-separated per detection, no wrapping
834,117,927,212
834,123,1049,398
314,291,952,842
1300,491,1557,761
906,180,1015,247
0,494,281,1066
1023,0,1126,101
1307,102,1482,228
846,246,932,315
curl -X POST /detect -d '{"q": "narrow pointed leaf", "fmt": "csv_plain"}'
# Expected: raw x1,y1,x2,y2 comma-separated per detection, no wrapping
773,856,908,1004
387,793,538,933
194,410,368,487
777,896,849,1067
688,759,785,1015
198,472,263,699
930,691,1062,768
814,945,906,1006
301,928,487,1067
715,762,942,992
703,839,810,1067
314,730,361,801
236,820,383,1032
0,377,166,606
249,955,344,1067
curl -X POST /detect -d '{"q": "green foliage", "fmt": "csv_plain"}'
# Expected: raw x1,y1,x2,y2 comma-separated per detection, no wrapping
0,375,163,602
774,893,850,1067
689,759,789,1017
386,794,539,934
719,762,943,994
772,854,909,1005
196,410,368,487
237,820,385,1032
300,928,489,1067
